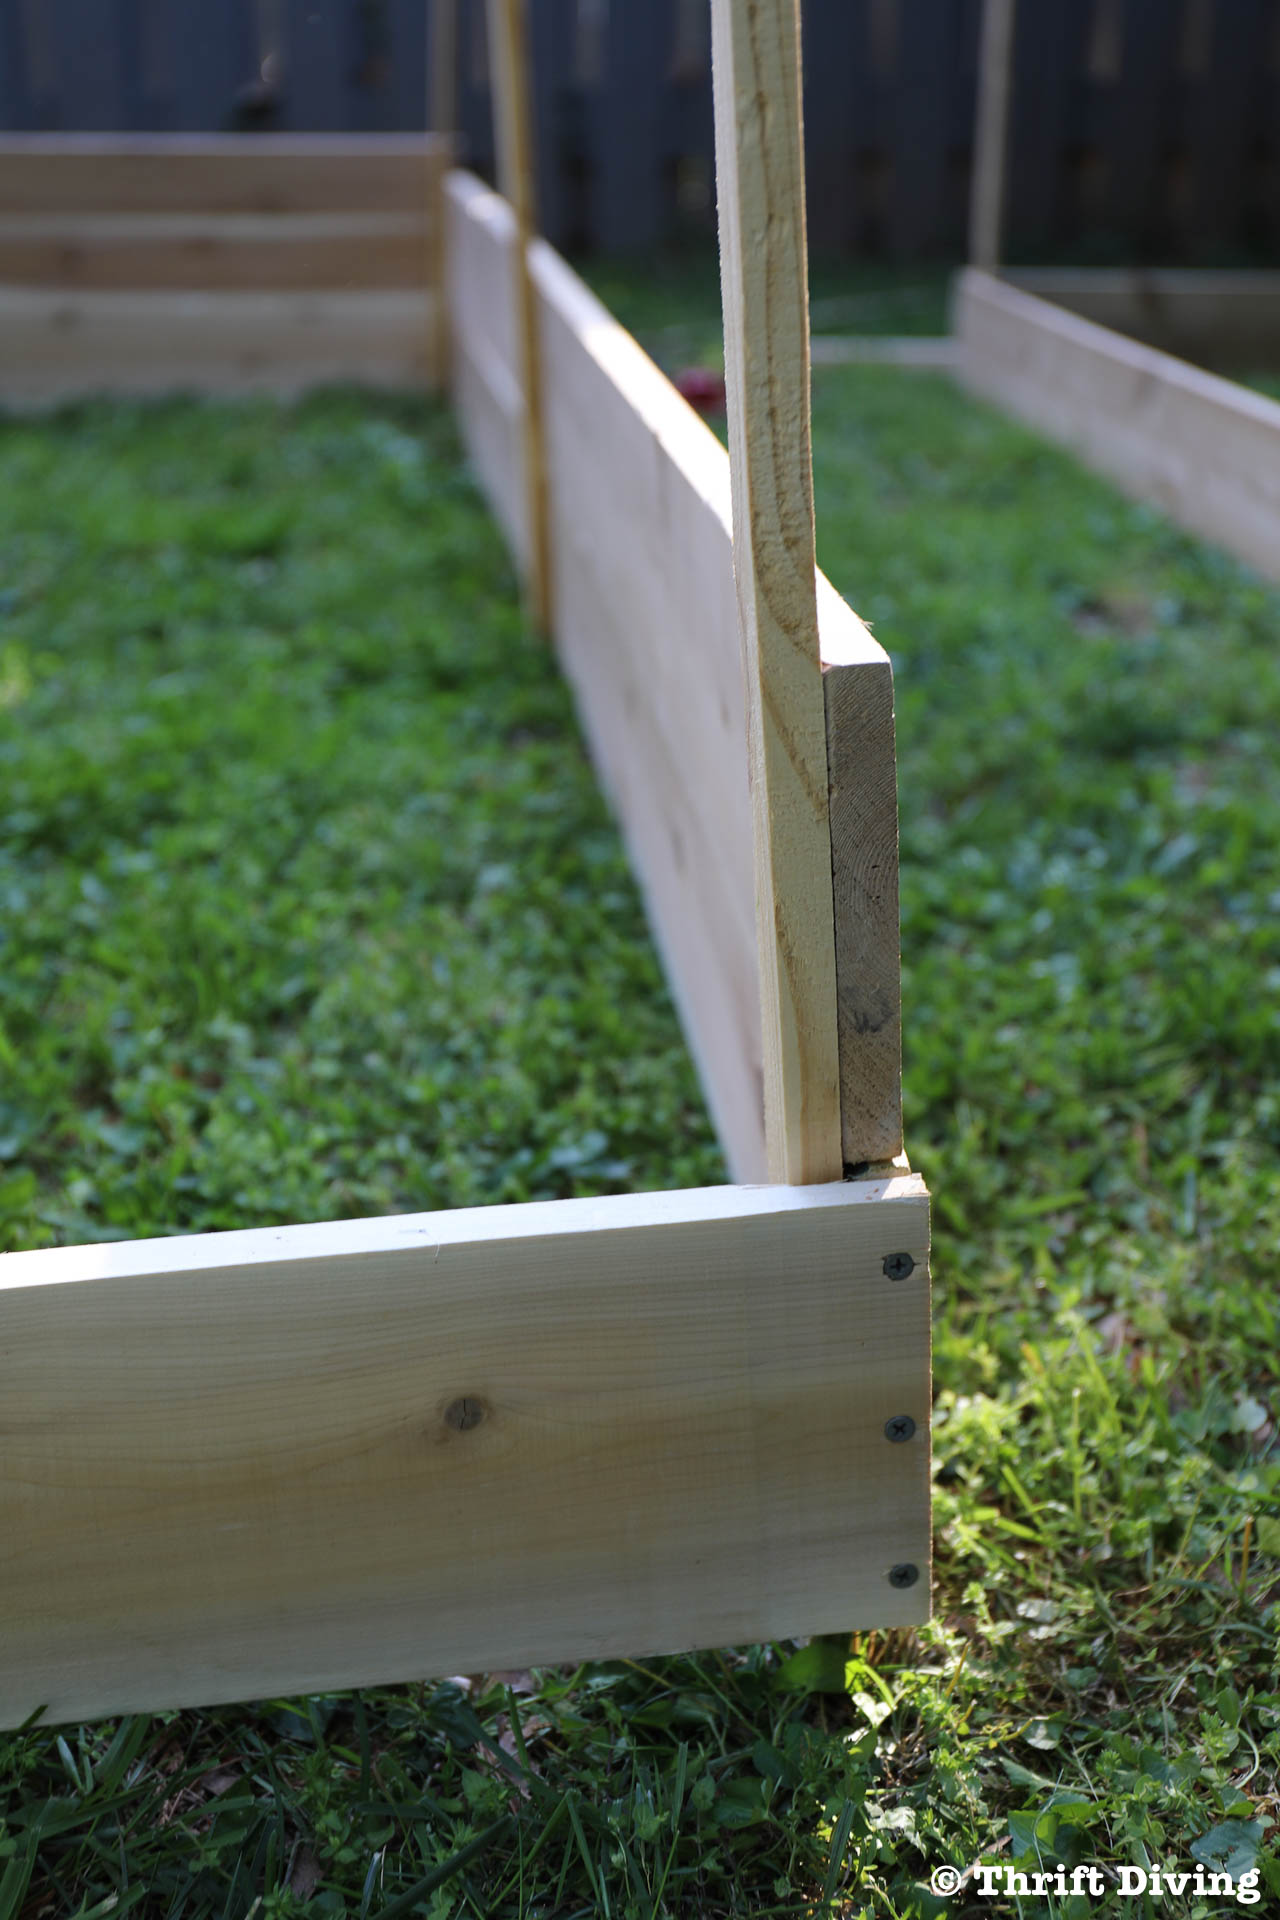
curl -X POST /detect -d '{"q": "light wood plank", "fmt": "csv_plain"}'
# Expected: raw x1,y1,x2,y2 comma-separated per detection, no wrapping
448,171,903,1180
1,1174,930,1727
955,267,1280,585
486,0,552,633
0,213,431,291
0,135,452,215
0,287,437,404
969,0,1017,270
821,581,903,1167
710,0,843,1186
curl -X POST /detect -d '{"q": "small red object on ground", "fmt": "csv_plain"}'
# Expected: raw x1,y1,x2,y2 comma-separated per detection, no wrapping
674,366,727,417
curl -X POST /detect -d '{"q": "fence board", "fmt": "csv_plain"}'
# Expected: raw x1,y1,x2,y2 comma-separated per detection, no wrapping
1176,0,1265,251
528,0,575,254
47,0,137,129
0,2,32,127
281,0,353,132
890,0,960,257
167,0,258,132
387,0,427,130
802,0,860,254
590,0,675,254
1099,0,1179,252
1006,0,1087,253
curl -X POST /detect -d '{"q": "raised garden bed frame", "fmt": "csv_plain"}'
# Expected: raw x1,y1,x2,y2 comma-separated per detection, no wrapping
956,0,1280,585
0,0,931,1731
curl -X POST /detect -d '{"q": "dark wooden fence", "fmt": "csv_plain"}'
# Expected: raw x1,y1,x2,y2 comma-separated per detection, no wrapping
2,0,1278,261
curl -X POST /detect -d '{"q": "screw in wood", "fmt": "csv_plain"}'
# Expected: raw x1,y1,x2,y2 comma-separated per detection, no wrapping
444,1396,487,1432
884,1414,916,1443
888,1563,920,1589
882,1251,915,1281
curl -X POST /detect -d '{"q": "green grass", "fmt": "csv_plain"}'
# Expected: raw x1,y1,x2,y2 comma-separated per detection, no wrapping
2,320,1278,1920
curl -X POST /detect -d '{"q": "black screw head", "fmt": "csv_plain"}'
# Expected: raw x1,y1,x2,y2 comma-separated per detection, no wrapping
882,1251,915,1281
884,1414,916,1443
888,1562,920,1590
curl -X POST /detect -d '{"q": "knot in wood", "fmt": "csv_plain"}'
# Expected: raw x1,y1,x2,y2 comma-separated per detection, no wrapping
443,1395,487,1433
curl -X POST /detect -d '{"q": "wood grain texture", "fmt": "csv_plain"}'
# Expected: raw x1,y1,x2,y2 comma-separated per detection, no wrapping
955,267,1280,585
970,0,1016,269
0,213,431,291
710,0,843,1187
821,581,903,1167
486,0,552,633
1,1175,930,1726
531,234,764,1179
447,171,903,1180
0,135,452,215
0,288,437,405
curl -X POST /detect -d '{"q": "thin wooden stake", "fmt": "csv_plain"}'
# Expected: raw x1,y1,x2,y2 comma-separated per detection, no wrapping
486,0,551,634
970,0,1016,270
427,0,458,389
710,0,843,1186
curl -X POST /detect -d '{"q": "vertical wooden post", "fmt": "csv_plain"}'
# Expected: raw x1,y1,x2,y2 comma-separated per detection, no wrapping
710,0,843,1187
428,0,458,390
486,0,552,634
429,0,458,143
970,0,1016,270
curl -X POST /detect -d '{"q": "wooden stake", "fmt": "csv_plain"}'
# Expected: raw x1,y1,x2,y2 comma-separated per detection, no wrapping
970,0,1016,270
486,0,551,633
427,0,458,388
429,0,458,143
710,0,843,1186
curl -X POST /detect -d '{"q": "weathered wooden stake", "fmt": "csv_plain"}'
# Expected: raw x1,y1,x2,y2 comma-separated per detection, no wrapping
710,0,843,1186
970,0,1017,271
486,0,551,634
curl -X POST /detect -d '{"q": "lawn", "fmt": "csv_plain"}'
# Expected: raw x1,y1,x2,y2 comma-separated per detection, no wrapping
1,306,1277,1916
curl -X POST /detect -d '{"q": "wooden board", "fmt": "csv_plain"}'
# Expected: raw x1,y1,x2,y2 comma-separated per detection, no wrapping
954,268,1280,586
0,287,437,405
0,1173,930,1727
710,0,842,1188
446,173,528,566
0,213,431,291
821,582,903,1168
0,134,452,215
446,172,903,1182
1001,268,1280,370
